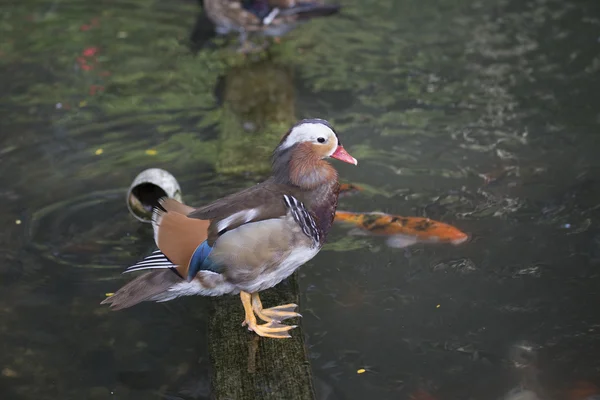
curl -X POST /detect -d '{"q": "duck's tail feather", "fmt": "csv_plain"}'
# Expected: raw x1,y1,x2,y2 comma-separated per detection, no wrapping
100,269,182,310
103,197,212,310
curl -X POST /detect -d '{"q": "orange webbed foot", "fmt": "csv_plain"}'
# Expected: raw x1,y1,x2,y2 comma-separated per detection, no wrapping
257,303,301,322
240,292,300,339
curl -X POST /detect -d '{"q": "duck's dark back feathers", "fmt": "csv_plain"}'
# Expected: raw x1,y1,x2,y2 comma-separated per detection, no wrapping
278,3,340,19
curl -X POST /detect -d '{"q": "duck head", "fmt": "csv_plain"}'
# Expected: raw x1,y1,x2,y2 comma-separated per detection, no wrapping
273,119,357,189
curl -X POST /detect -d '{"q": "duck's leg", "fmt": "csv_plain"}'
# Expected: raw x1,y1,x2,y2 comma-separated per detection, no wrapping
251,292,301,323
240,291,296,339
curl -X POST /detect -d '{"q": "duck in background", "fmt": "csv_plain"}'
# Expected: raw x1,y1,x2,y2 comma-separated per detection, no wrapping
199,0,340,51
102,119,357,339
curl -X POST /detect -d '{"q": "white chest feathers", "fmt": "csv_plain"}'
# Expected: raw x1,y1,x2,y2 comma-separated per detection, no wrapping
245,245,320,293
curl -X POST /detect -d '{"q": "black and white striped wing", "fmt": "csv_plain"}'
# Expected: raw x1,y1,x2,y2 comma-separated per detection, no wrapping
123,250,177,274
283,194,320,245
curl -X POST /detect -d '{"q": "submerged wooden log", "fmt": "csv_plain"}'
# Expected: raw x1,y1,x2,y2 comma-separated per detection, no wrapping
210,57,314,399
208,274,315,400
216,60,295,175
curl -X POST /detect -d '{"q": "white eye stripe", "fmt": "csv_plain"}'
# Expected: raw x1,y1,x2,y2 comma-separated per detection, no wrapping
279,122,337,150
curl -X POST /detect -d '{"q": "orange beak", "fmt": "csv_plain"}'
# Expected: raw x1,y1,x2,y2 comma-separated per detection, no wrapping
330,145,358,165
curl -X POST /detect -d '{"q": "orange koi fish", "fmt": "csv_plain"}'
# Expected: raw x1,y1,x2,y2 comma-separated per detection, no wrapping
338,183,364,197
334,211,469,248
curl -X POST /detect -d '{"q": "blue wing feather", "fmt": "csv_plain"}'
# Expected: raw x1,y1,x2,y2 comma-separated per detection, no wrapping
187,240,219,281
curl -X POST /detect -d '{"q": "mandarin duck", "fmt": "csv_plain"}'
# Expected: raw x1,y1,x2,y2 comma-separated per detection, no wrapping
102,119,357,338
200,0,340,49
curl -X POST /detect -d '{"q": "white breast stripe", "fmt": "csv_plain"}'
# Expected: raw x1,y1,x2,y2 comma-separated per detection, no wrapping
283,195,302,227
282,195,320,245
283,195,292,208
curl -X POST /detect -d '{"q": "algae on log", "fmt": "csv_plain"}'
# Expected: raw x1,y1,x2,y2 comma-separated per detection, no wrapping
208,274,315,400
216,60,296,175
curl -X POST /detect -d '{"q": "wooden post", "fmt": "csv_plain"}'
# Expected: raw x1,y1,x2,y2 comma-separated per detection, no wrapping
208,274,315,400
209,58,315,399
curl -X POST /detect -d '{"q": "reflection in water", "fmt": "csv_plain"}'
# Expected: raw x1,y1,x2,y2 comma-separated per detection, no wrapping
1,0,600,399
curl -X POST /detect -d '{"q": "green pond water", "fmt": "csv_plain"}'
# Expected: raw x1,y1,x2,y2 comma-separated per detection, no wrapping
1,0,600,399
